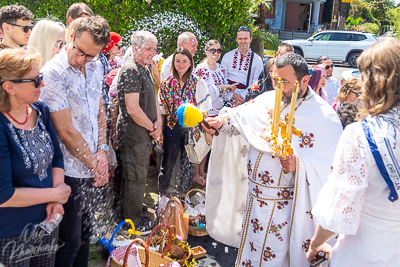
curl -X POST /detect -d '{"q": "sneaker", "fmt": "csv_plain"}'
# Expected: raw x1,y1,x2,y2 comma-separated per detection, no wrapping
136,216,157,235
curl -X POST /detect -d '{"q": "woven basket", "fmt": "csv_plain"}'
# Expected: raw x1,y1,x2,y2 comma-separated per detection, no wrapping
184,188,208,236
111,224,175,267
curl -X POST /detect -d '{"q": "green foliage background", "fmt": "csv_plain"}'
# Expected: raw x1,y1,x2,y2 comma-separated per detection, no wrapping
1,0,255,59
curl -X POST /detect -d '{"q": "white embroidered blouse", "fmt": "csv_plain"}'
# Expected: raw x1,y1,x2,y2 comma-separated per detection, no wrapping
312,121,400,265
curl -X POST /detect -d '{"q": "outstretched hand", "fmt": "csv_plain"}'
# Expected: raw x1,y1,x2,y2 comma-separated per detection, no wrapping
201,117,223,135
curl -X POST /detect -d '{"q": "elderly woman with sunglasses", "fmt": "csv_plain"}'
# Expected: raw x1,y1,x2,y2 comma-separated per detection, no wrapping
331,78,362,111
27,19,66,68
0,48,70,266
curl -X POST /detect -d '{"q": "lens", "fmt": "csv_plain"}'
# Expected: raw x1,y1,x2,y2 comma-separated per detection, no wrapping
23,25,33,33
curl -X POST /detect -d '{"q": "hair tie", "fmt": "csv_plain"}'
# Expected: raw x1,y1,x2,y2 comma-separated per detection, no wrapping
308,67,315,77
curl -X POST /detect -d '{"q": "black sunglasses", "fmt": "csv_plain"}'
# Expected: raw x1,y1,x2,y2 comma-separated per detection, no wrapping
325,64,335,70
4,73,44,88
207,48,222,54
55,40,67,50
7,22,34,33
351,91,362,97
117,44,123,49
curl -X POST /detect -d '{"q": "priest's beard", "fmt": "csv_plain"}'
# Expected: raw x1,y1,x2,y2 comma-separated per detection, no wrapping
282,87,307,103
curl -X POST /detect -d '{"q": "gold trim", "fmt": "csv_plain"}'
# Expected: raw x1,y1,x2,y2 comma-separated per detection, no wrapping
277,170,284,186
258,201,277,266
251,152,264,182
249,191,293,201
287,154,300,267
236,195,255,266
249,179,295,190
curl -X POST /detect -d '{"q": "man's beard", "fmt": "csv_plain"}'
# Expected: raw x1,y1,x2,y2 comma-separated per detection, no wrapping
282,87,307,103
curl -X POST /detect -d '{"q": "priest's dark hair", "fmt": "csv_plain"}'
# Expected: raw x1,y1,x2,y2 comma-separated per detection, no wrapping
276,53,308,81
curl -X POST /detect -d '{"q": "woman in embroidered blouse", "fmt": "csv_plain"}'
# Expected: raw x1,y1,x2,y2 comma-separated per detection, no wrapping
195,40,236,117
0,48,70,266
308,66,328,101
158,47,211,196
306,38,400,266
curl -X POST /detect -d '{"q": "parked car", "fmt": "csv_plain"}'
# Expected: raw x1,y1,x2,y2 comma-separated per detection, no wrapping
284,30,378,68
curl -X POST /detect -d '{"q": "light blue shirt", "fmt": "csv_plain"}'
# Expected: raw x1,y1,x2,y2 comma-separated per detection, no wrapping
40,46,103,178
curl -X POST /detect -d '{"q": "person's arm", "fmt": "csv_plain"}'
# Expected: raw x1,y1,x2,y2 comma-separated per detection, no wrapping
50,109,98,171
109,103,119,150
125,92,154,132
306,224,335,264
93,97,109,186
220,53,229,79
150,89,162,141
195,79,212,112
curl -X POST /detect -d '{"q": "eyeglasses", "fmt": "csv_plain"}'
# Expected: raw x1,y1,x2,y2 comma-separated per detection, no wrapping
55,40,67,50
117,44,123,50
7,22,34,33
351,91,362,97
325,64,334,70
72,44,96,61
237,26,251,32
207,48,222,54
1,73,43,88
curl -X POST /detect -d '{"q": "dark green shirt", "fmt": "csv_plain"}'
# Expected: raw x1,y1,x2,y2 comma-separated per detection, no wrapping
117,58,157,145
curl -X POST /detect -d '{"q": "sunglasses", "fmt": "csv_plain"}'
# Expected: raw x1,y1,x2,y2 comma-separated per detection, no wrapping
325,64,334,70
117,44,123,49
2,73,44,88
207,48,222,54
55,40,67,50
7,22,34,33
237,26,251,32
351,91,362,97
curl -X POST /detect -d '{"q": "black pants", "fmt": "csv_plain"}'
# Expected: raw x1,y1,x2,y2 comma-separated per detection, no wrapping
55,177,94,267
158,124,195,195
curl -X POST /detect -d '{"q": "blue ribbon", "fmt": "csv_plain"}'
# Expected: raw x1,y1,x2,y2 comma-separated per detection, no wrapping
361,119,398,202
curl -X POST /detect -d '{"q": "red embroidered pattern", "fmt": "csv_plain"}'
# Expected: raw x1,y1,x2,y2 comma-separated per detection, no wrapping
232,49,252,71
159,75,198,129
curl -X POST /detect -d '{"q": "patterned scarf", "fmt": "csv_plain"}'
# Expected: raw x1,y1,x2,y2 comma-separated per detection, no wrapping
159,75,198,129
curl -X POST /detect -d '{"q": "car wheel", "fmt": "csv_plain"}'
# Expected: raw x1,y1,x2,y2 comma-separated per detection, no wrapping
294,47,303,57
348,52,360,68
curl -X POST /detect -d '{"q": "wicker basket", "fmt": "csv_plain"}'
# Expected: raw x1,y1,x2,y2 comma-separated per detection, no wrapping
184,188,208,236
111,224,175,267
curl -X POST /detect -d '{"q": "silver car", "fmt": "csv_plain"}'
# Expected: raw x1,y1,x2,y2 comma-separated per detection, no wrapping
284,30,377,68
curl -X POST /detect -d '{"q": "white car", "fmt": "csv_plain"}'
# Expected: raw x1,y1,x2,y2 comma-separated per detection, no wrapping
284,30,378,68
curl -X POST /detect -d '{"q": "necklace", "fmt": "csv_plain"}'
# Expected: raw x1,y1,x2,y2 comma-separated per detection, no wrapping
7,105,29,125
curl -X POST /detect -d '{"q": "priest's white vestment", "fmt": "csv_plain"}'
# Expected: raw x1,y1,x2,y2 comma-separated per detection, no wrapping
206,88,343,266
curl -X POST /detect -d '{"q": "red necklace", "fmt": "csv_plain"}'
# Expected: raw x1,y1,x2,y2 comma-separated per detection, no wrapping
7,105,29,125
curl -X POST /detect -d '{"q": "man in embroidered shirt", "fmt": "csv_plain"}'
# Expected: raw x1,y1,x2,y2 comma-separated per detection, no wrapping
0,4,33,48
117,31,162,233
221,26,263,106
204,53,343,266
40,16,110,267
160,31,198,81
317,55,339,104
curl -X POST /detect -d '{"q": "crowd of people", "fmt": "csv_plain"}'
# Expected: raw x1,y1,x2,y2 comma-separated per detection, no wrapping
0,2,399,267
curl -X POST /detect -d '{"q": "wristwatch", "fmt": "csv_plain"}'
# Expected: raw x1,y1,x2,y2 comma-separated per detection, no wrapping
98,144,110,153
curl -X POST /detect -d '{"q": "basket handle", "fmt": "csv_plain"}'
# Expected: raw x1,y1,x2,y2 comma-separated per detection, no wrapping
123,238,149,267
146,223,173,258
184,188,206,209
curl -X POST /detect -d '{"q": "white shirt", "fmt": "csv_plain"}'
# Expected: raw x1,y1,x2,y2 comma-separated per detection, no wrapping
160,54,173,82
40,47,103,178
221,48,263,98
195,62,227,116
322,76,339,104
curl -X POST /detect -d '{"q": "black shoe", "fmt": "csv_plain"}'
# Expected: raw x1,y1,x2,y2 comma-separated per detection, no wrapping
142,203,148,213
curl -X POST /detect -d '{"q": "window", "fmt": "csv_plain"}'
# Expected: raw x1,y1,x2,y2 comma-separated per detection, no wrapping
352,34,367,41
330,33,347,41
313,32,331,41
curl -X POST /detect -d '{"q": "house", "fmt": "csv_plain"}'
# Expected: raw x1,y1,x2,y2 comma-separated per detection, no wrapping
264,0,326,32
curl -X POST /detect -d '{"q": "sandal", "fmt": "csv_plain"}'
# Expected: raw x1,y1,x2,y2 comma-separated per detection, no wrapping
193,176,206,187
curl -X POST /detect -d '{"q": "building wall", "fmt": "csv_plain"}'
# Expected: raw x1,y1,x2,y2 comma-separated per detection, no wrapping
265,0,325,31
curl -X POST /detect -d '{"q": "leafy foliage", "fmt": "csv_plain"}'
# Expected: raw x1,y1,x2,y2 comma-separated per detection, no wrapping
360,22,379,35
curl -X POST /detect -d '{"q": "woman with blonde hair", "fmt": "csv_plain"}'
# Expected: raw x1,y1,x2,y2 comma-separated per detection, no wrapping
27,19,66,68
0,48,70,266
331,78,362,111
306,38,400,266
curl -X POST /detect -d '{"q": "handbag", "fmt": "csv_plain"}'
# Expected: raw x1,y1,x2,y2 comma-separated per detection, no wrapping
158,197,189,241
185,127,211,164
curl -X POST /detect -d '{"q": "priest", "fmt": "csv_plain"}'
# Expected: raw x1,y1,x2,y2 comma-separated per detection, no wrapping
204,53,343,266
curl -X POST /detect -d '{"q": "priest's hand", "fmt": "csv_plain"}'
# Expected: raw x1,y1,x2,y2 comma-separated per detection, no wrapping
306,242,332,266
202,117,223,135
279,155,296,173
